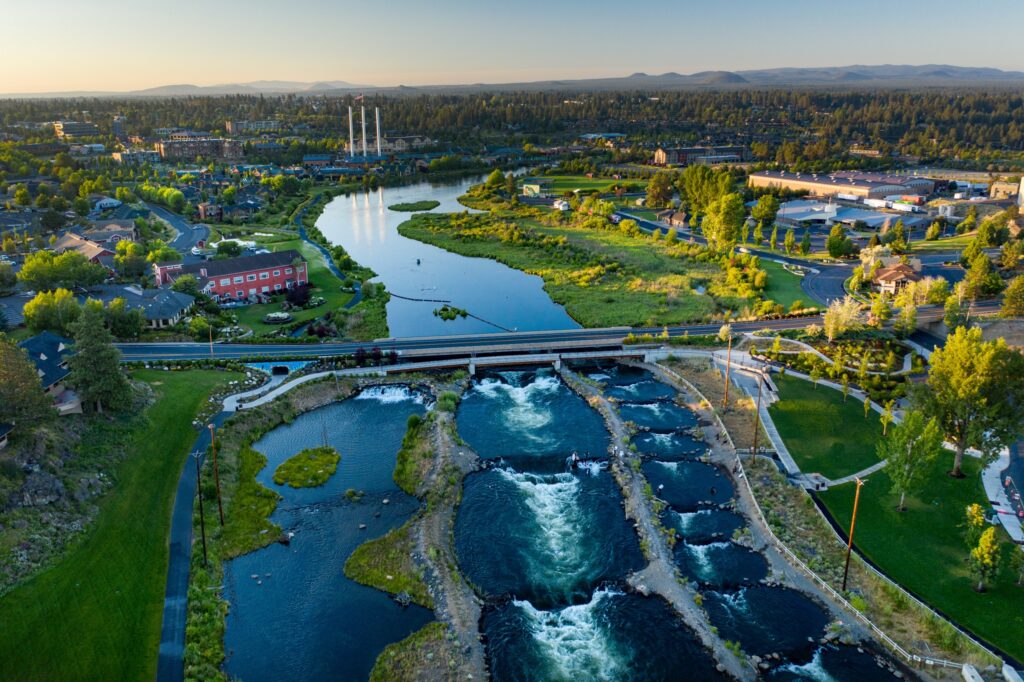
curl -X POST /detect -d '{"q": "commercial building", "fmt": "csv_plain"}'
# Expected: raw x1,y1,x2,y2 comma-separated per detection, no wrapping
774,200,930,230
748,171,932,199
156,138,244,161
990,181,1020,201
653,145,748,166
53,121,100,138
226,120,282,135
152,250,307,300
112,150,161,165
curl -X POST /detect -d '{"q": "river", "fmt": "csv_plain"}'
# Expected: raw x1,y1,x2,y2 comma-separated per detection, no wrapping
313,175,579,338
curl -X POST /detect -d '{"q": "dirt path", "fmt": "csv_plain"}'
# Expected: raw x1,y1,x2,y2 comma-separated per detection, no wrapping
412,383,488,681
557,367,754,681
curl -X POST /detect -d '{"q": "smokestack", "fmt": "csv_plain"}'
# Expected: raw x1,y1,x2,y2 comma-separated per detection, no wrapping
375,107,382,157
361,106,367,158
348,106,355,159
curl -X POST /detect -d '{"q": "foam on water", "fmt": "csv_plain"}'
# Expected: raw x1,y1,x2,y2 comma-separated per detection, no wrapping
473,373,561,438
575,460,608,476
772,647,832,680
355,385,424,404
672,508,711,533
513,588,626,681
685,540,732,572
498,469,587,573
587,373,611,382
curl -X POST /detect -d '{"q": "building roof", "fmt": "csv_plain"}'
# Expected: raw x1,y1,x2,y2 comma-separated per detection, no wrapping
18,331,74,389
874,263,922,284
173,250,304,280
53,233,113,261
83,284,195,321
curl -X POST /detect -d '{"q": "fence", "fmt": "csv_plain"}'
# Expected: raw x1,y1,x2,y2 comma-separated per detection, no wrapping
653,360,985,672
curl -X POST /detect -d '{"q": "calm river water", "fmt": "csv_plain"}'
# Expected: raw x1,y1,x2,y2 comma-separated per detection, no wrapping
313,176,579,338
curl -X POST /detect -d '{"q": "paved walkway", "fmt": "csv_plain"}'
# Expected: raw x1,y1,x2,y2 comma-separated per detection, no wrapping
982,446,1024,544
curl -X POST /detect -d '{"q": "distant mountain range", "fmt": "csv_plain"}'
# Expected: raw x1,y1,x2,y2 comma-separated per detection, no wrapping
5,65,1024,98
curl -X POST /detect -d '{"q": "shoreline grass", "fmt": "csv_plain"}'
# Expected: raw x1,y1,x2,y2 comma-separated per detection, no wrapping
389,200,441,212
344,520,433,608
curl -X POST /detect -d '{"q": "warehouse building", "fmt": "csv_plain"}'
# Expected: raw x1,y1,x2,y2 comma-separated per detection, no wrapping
748,171,932,199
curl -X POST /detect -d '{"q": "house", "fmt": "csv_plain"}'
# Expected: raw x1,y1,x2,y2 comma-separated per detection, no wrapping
81,221,138,244
152,250,307,300
656,209,689,227
52,233,114,265
873,263,922,294
91,195,122,211
85,284,195,328
0,423,10,449
197,202,223,221
18,332,82,416
107,204,150,221
221,199,262,220
302,154,334,168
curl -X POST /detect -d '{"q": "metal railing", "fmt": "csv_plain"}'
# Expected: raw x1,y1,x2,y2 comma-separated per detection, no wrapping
653,360,984,672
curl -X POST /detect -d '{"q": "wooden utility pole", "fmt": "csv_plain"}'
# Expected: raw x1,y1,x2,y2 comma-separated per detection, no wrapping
751,369,764,462
841,478,865,591
722,334,733,408
194,452,208,567
208,424,224,526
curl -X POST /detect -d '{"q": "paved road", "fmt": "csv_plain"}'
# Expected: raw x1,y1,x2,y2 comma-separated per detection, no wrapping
148,203,209,263
116,300,1001,362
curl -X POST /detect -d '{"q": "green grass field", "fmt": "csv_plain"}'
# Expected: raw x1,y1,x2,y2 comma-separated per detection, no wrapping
523,175,626,194
819,458,1024,662
770,374,883,479
0,369,239,682
760,260,812,310
910,233,976,253
231,239,353,335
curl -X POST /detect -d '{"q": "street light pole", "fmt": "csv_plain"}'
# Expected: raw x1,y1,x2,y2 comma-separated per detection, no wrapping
194,451,208,567
722,334,733,409
751,368,764,462
841,478,865,592
208,424,224,526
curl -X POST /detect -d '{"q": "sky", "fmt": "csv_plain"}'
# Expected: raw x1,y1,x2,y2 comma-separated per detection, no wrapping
4,0,1024,93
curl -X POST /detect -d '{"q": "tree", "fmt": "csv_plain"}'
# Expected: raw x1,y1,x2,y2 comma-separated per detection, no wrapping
841,374,850,402
146,240,181,263
880,400,895,436
18,250,105,291
67,305,131,413
826,224,856,258
809,365,822,388
784,228,796,254
925,222,942,241
880,411,942,511
800,230,812,256
646,172,674,209
963,254,1003,300
863,397,872,420
23,288,82,334
485,169,504,188
752,221,764,245
171,274,201,298
664,228,677,245
944,292,967,329
0,262,15,293
1002,276,1024,317
701,192,745,252
823,296,862,343
104,297,145,339
969,527,1000,593
0,336,54,425
912,327,1024,477
769,224,779,251
870,293,892,328
114,240,148,277
894,303,916,338
1000,240,1022,270
216,241,242,258
751,194,780,226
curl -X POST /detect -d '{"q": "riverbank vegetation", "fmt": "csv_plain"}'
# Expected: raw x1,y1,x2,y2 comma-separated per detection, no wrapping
389,200,440,212
0,369,239,682
393,414,433,496
369,622,461,682
272,446,340,488
399,209,776,327
344,520,433,608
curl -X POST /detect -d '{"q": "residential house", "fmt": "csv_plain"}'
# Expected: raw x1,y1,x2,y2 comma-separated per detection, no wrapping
18,332,82,416
91,195,122,211
221,199,262,220
197,202,223,221
52,233,114,266
108,204,150,221
656,209,689,227
81,221,138,245
153,250,307,300
85,284,195,328
873,263,922,294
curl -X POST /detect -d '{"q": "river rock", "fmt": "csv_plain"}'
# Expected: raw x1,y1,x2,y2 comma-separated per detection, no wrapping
20,471,65,507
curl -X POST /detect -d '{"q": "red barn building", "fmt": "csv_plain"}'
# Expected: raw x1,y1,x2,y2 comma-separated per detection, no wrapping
153,250,307,301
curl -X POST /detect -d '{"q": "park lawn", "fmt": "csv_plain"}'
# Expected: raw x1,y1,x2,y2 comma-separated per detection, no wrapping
910,233,977,253
0,369,239,682
231,238,353,335
769,374,883,480
818,456,1024,662
760,260,812,310
525,174,623,194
